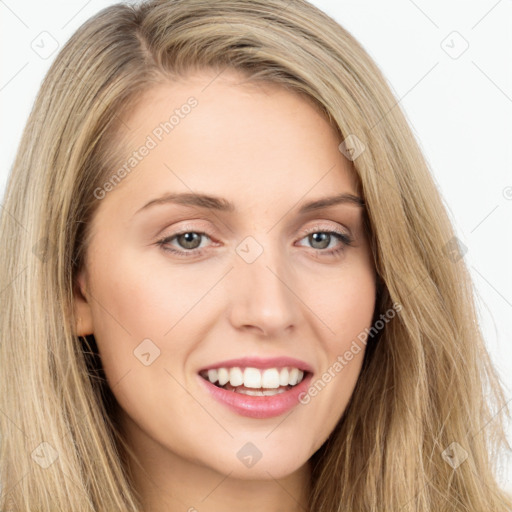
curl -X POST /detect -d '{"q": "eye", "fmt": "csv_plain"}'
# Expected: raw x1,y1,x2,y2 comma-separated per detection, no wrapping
157,230,213,257
296,228,353,257
171,232,204,250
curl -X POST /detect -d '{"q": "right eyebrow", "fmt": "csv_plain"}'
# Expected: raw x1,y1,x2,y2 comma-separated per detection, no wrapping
134,192,235,215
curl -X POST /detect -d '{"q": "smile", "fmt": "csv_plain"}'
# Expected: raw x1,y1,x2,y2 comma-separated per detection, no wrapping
197,357,314,419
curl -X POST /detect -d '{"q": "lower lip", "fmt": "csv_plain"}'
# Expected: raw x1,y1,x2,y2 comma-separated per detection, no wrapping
197,372,313,419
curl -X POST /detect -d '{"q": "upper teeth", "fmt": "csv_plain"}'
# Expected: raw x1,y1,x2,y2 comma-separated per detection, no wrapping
202,367,305,389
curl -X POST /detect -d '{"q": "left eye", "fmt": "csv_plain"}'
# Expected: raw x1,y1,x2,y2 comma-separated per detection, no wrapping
170,232,206,250
298,231,349,250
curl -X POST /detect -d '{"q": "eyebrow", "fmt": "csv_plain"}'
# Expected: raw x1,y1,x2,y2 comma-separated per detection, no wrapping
135,191,365,216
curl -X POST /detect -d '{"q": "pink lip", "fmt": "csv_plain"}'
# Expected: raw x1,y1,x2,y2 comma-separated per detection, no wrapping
198,372,313,419
198,356,314,373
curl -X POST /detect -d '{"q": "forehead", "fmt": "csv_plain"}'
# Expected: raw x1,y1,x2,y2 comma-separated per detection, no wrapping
98,69,359,213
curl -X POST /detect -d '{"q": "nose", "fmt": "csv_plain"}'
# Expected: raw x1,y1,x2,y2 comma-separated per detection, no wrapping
226,243,300,338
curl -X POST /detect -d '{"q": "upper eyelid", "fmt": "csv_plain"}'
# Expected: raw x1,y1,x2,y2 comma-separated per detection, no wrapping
159,225,350,242
158,218,351,237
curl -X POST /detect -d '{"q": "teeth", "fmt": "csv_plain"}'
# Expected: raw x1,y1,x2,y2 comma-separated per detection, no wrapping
229,367,244,387
207,369,218,384
201,366,306,389
243,367,261,388
261,368,280,388
279,368,289,386
289,368,299,386
217,368,229,386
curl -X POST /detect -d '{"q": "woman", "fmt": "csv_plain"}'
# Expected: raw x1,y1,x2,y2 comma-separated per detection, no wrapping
0,0,510,510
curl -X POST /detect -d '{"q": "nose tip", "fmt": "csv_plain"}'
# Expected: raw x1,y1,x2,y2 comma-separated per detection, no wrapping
227,253,299,338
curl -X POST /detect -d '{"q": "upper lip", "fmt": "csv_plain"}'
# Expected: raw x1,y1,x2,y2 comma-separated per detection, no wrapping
198,356,313,374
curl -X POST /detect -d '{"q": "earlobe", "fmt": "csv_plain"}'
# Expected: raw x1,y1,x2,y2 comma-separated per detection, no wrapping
73,271,94,336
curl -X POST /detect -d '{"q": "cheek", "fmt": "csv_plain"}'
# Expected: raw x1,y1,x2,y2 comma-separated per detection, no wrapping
298,257,375,434
84,248,209,427
85,245,224,382
88,243,200,334
307,255,376,342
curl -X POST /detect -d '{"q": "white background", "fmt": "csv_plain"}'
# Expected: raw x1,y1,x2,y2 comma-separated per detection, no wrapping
1,0,511,493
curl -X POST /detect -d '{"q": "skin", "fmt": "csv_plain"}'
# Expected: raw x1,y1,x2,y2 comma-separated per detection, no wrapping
74,68,376,512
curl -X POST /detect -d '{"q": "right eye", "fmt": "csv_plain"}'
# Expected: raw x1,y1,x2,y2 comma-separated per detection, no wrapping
156,231,214,257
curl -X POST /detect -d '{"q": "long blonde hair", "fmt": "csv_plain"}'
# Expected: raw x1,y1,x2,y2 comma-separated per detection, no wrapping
1,0,510,510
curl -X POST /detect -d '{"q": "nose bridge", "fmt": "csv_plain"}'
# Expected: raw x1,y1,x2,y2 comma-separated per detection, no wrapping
227,235,299,336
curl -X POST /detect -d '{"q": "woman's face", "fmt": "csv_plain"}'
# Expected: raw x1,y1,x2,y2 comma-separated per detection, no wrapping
75,69,376,483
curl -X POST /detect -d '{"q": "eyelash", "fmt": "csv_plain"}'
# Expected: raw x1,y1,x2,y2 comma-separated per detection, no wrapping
156,225,353,259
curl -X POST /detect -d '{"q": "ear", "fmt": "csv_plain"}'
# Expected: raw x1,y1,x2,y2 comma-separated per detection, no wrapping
73,269,94,336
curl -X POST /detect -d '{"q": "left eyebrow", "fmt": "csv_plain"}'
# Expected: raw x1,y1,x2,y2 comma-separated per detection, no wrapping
133,191,365,216
297,193,365,213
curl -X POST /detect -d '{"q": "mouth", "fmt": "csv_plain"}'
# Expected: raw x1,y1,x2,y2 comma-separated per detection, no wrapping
197,356,314,418
198,366,311,396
